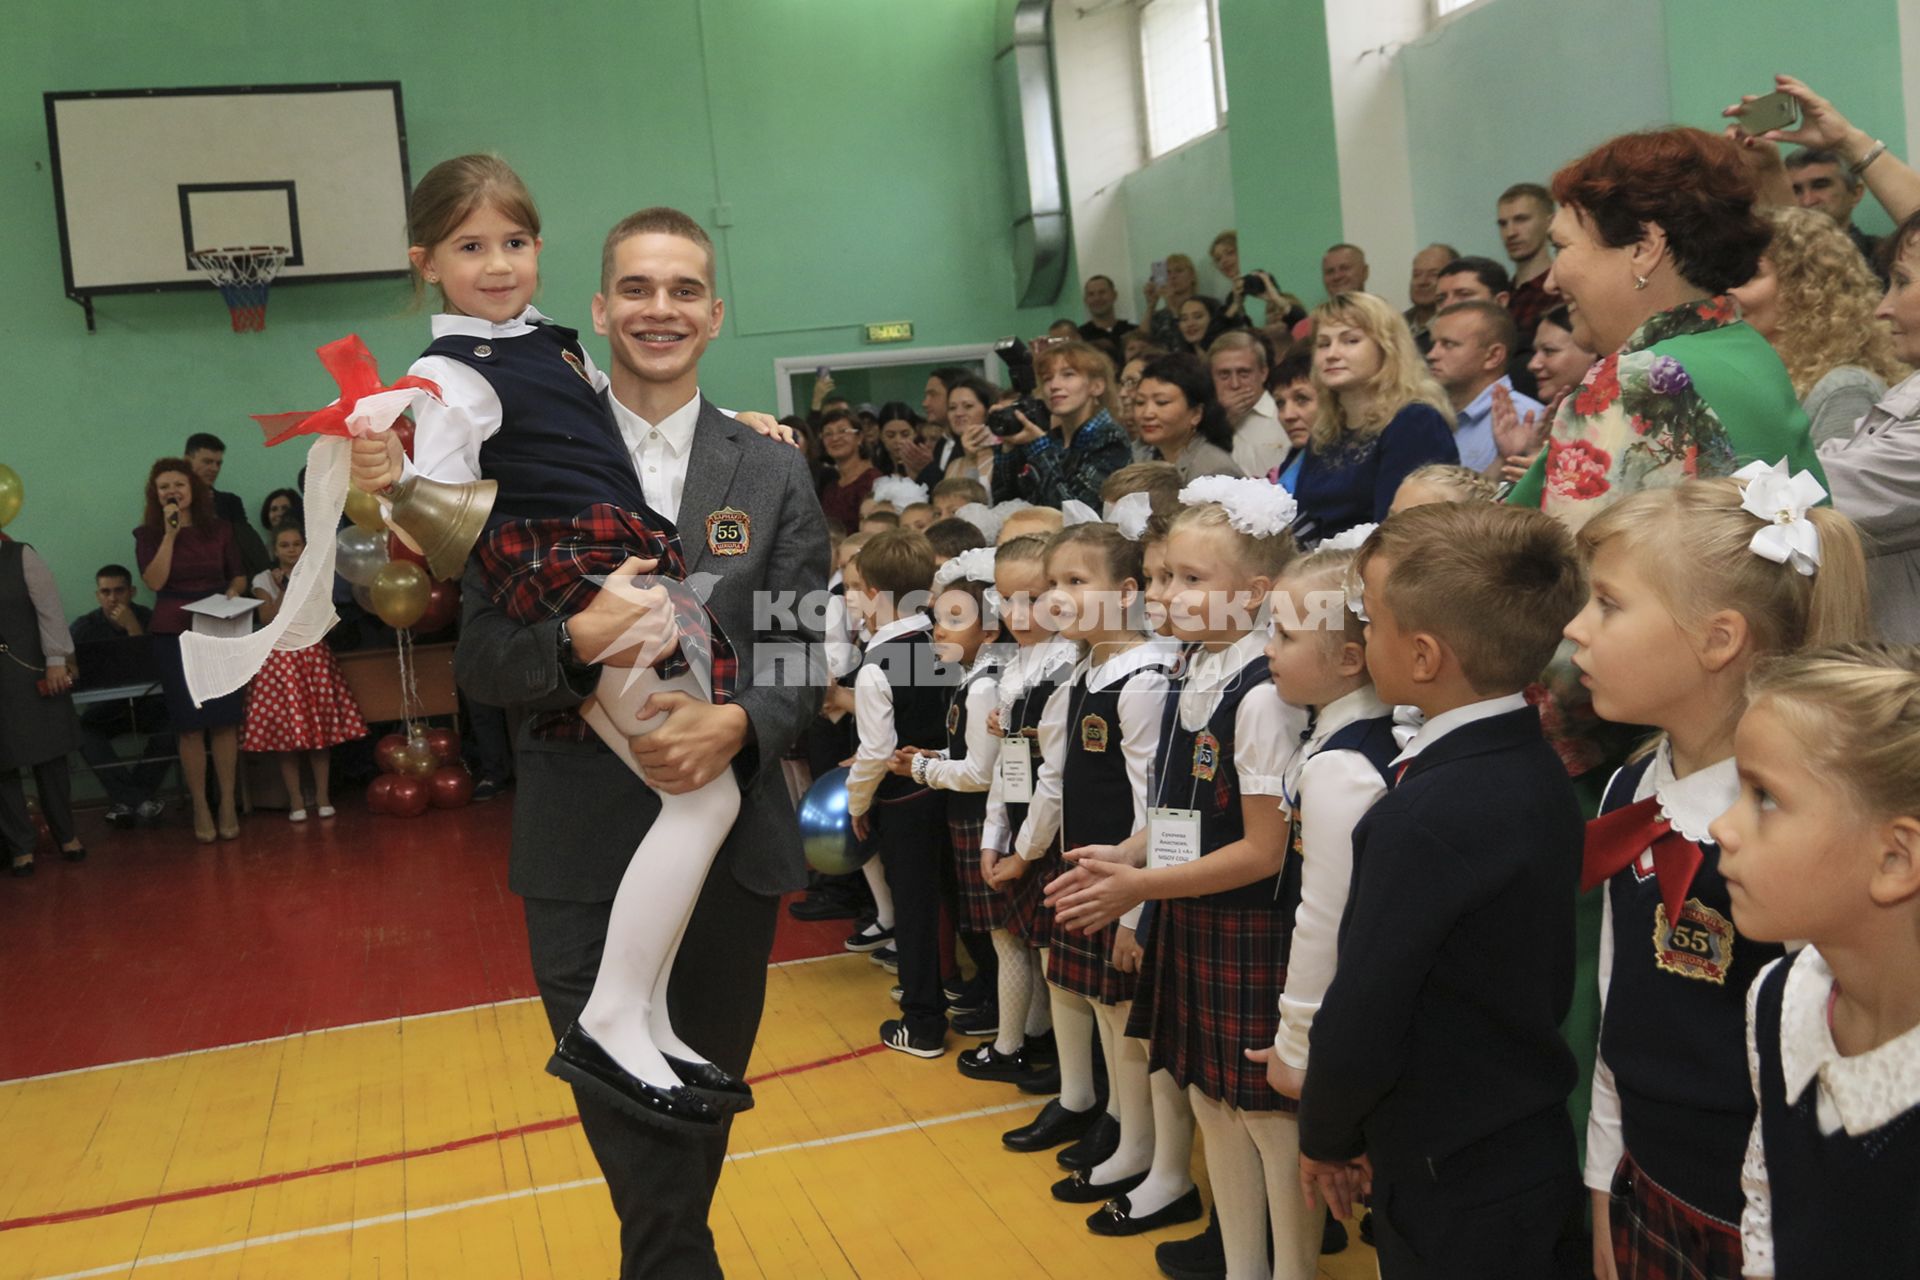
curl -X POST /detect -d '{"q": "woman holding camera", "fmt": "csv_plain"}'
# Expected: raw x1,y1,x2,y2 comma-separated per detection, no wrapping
989,340,1133,508
135,457,248,844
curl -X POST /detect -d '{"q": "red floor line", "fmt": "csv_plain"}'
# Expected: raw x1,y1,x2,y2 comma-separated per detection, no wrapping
0,1042,890,1233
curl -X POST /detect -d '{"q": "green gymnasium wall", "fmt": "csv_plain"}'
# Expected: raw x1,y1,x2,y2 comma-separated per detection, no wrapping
4,0,1061,614
1400,0,1908,261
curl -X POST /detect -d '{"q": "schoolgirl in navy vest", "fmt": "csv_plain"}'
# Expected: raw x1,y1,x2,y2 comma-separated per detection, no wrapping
896,548,1005,1035
972,535,1074,1083
844,529,957,1058
348,157,787,1135
1047,478,1310,1277
1564,465,1872,1280
1244,540,1397,1274
1708,646,1920,1280
992,522,1182,1220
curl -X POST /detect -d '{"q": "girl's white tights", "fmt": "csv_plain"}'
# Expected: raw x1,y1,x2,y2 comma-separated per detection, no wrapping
862,858,894,930
576,666,741,1091
1046,978,1100,1113
1089,1001,1154,1183
991,930,1038,1056
1124,1068,1197,1219
1188,1088,1323,1280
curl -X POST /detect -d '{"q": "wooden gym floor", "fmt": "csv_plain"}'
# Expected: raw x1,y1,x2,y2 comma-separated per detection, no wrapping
0,797,1374,1279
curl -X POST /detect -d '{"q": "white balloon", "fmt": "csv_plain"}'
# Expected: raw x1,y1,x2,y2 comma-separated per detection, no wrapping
337,526,389,587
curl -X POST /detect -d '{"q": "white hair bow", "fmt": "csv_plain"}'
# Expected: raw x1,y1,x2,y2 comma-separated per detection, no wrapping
1107,492,1154,541
953,502,1003,541
1061,499,1101,527
933,545,998,591
1318,522,1377,553
1733,459,1827,577
1176,476,1298,537
870,475,929,509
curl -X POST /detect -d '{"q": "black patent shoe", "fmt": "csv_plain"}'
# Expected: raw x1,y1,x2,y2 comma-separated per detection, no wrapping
1150,1202,1223,1272
1056,1111,1120,1171
665,1053,755,1113
1088,1185,1204,1238
547,1022,722,1135
1051,1166,1145,1204
1001,1098,1101,1152
956,1042,1036,1084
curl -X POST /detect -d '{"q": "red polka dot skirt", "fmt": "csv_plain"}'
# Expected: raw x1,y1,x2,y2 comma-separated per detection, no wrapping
241,644,370,752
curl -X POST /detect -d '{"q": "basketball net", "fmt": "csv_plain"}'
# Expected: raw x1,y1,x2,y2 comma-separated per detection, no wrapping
189,245,288,332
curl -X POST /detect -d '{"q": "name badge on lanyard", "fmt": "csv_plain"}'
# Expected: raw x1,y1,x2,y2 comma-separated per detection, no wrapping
1147,806,1202,868
998,735,1034,802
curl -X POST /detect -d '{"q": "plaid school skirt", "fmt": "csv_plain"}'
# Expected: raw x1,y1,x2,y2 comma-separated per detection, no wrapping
1607,1155,1744,1280
1044,865,1135,1005
1005,844,1060,946
1127,896,1292,1112
948,800,1004,933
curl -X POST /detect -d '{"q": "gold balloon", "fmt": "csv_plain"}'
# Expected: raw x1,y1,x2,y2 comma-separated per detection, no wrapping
344,487,386,534
369,561,431,629
398,739,440,777
0,464,21,528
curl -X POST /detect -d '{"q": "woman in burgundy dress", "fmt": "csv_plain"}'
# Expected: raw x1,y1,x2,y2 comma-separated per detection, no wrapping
134,458,248,842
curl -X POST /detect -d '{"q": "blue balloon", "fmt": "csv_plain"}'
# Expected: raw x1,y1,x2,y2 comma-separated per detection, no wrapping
798,766,868,875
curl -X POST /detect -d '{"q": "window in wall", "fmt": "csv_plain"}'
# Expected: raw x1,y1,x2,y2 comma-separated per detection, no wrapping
1434,0,1493,19
1139,0,1227,158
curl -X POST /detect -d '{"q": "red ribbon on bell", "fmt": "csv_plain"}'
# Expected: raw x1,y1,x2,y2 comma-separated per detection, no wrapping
252,335,441,445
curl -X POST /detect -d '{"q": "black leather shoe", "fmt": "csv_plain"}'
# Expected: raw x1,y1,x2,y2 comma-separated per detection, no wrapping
1056,1112,1120,1170
1321,1213,1348,1254
1090,1185,1204,1239
1051,1167,1145,1204
956,1042,1034,1084
788,892,863,921
1150,1201,1223,1271
1023,1029,1058,1065
62,844,87,863
547,1023,722,1135
664,1054,755,1113
1016,1062,1062,1095
1001,1098,1100,1152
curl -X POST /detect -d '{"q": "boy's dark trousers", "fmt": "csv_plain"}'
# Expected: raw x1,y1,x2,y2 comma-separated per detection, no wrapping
1369,1108,1587,1280
875,787,950,1037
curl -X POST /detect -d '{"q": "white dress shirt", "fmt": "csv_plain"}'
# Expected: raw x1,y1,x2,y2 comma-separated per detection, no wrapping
1274,686,1392,1069
1389,690,1529,764
1740,946,1920,1275
1584,741,1741,1194
1231,391,1293,481
981,637,1078,853
609,391,703,525
844,614,933,818
915,651,1001,794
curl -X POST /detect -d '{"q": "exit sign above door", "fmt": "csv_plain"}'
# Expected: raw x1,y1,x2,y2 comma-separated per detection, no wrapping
863,321,914,344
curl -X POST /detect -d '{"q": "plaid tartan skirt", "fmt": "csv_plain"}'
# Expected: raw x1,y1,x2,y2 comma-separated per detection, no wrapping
1126,895,1292,1112
948,798,1003,933
1607,1154,1744,1280
1044,865,1135,1004
1005,844,1060,947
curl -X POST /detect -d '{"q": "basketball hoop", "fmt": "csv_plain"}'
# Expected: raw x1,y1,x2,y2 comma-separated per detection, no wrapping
189,245,288,332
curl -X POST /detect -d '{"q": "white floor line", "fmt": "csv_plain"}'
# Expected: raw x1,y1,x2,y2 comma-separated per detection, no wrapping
1,996,544,1086
768,951,863,969
29,1101,1033,1280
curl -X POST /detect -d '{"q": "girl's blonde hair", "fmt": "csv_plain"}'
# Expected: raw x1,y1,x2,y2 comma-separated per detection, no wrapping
1758,206,1910,397
1308,292,1454,453
1280,548,1363,647
406,154,541,302
1749,642,1920,818
1034,340,1120,417
1403,463,1500,505
1167,502,1298,578
1577,478,1873,660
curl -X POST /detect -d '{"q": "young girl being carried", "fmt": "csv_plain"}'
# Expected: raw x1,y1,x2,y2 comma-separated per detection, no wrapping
350,155,786,1134
1564,462,1871,1280
1711,643,1920,1278
1047,477,1319,1277
241,522,368,821
990,519,1187,1222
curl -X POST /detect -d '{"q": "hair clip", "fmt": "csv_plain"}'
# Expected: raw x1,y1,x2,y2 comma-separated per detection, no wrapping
1177,476,1298,537
1733,459,1827,577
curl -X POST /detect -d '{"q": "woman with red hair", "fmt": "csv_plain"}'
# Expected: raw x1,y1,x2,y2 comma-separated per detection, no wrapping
1509,127,1824,531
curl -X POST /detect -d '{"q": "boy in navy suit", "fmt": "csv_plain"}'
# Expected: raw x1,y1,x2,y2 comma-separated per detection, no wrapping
1297,502,1589,1279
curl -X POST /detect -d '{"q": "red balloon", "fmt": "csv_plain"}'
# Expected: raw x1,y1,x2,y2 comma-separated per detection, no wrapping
387,533,428,568
375,733,409,774
366,774,400,814
428,765,475,809
414,580,461,634
424,727,461,763
390,414,416,460
387,775,430,818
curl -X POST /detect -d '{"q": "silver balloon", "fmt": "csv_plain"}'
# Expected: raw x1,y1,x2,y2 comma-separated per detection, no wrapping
798,766,869,875
337,525,389,587
351,582,377,613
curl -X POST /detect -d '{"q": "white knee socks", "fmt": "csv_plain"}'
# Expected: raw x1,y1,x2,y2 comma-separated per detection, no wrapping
1244,1111,1324,1280
576,667,742,1090
1189,1087,1270,1280
1049,984,1099,1113
1124,1068,1197,1218
991,930,1035,1055
861,858,895,930
1089,1001,1154,1184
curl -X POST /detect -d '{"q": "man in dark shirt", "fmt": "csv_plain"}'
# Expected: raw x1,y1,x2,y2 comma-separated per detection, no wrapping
1078,274,1137,346
1787,147,1887,283
185,431,272,576
69,565,172,827
1497,183,1557,349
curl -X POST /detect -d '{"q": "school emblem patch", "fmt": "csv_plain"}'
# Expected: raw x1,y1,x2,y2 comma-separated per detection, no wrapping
706,507,750,556
1080,713,1109,753
946,699,962,736
561,348,594,385
1651,898,1734,984
1192,731,1219,781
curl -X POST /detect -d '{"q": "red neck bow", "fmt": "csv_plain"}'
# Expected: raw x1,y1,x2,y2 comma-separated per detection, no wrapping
251,335,440,445
1581,796,1704,928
